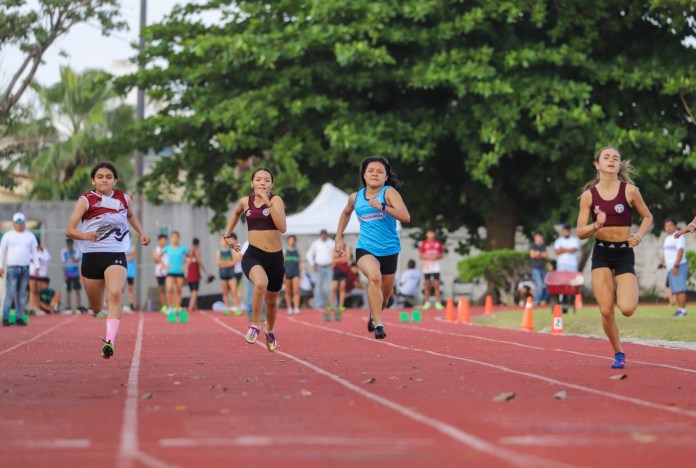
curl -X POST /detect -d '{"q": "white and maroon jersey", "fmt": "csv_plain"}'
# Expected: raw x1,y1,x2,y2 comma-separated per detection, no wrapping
419,239,444,274
77,189,131,254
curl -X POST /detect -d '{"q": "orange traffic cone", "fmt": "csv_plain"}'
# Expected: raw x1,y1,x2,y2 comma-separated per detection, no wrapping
551,304,564,334
484,295,493,315
457,297,471,324
574,293,583,310
520,296,534,331
445,297,456,322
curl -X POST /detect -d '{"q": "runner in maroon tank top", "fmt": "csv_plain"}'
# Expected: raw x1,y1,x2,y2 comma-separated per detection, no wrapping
576,147,652,369
222,167,287,351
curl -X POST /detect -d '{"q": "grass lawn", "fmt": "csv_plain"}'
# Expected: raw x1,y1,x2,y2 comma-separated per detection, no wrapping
474,304,696,343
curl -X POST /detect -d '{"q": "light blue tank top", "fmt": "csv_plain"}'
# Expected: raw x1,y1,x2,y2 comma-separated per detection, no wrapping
355,186,400,256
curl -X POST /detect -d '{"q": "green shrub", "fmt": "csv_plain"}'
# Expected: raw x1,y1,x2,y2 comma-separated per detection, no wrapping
457,250,529,304
686,251,696,288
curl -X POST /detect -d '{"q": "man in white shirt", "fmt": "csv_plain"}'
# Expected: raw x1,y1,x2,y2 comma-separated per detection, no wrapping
554,224,581,272
305,229,335,309
660,218,688,316
0,213,39,326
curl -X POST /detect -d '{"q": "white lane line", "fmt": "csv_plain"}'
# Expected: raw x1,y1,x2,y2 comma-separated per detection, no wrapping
207,314,569,468
291,318,696,419
160,436,433,448
20,438,91,448
500,435,619,447
375,316,696,374
117,313,174,468
552,348,696,374
0,316,79,356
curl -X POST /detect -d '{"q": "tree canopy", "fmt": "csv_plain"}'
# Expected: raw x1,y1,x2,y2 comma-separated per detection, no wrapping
120,0,696,245
0,0,124,124
3,66,134,200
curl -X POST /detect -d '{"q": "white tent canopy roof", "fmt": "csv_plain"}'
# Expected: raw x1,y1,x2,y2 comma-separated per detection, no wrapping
285,183,360,235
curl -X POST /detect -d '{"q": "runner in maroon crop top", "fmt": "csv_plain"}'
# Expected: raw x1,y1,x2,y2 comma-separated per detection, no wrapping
576,146,652,370
222,167,287,352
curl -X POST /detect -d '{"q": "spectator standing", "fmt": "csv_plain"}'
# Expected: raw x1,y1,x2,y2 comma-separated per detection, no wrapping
163,231,188,313
419,228,444,310
306,229,335,309
660,218,688,316
152,234,169,311
529,232,549,305
283,235,301,315
329,246,352,312
29,241,51,314
217,235,241,313
61,238,83,313
125,243,137,311
0,212,38,326
554,224,581,272
185,237,212,312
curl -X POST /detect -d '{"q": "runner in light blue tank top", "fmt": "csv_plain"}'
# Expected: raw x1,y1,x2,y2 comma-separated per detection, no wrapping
355,185,400,256
334,156,411,340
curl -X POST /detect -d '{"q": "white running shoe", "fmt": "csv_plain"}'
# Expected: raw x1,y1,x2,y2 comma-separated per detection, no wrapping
245,325,260,344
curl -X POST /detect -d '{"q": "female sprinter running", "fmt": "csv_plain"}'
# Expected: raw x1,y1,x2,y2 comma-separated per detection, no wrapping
222,167,287,351
577,146,652,369
335,156,411,339
66,162,150,359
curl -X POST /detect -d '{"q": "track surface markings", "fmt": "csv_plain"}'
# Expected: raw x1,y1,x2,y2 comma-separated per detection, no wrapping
292,317,696,419
208,313,568,468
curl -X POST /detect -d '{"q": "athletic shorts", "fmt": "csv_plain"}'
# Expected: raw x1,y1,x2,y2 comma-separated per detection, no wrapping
156,276,166,286
81,252,127,280
667,264,688,294
234,272,243,283
127,277,134,286
591,240,635,276
66,277,82,291
219,267,234,280
355,248,399,275
188,281,200,292
167,273,184,279
424,272,441,281
241,244,285,292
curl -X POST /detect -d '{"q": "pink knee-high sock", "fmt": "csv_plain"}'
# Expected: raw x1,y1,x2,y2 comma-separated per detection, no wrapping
106,319,120,344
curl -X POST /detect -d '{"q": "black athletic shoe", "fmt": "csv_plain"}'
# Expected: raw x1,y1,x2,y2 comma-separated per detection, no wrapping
367,315,375,332
101,340,114,359
15,318,27,326
2,319,10,327
374,325,386,339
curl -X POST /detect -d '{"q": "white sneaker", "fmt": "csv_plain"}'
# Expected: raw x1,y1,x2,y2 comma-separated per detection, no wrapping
295,308,301,315
245,325,260,344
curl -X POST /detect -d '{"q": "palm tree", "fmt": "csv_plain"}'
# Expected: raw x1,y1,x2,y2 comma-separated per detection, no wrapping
10,66,134,200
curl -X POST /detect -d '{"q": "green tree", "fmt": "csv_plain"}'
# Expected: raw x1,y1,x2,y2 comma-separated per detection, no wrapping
7,66,134,200
0,0,125,124
120,0,695,239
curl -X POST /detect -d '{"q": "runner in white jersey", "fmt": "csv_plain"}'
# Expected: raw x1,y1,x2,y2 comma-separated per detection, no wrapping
66,162,150,360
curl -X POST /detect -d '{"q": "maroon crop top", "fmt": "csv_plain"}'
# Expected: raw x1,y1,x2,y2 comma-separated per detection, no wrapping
590,181,632,227
245,194,278,231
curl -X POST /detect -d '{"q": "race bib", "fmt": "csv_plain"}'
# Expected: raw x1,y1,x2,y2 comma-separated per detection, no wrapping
101,196,121,210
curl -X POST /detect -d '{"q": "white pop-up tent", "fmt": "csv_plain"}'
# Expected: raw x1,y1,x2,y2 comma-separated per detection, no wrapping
285,183,361,235
285,182,402,236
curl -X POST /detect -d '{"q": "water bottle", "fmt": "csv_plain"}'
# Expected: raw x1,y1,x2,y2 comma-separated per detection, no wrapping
146,299,153,312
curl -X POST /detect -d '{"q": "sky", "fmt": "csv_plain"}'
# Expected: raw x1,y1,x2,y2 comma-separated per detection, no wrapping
1,0,189,88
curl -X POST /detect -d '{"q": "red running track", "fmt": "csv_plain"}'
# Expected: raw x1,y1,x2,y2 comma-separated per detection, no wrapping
1,308,695,467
